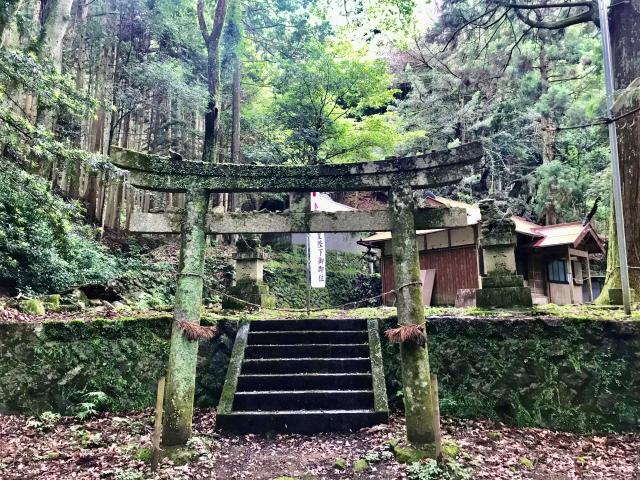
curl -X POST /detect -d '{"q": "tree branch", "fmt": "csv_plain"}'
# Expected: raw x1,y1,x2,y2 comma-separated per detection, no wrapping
197,0,210,42
513,5,597,29
209,0,228,49
500,1,594,9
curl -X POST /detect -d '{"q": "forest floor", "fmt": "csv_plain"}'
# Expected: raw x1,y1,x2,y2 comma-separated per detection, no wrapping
1,410,638,480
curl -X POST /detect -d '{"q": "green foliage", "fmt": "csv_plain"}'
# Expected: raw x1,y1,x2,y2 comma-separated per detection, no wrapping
74,391,110,420
532,160,592,222
73,428,104,449
26,411,61,433
134,447,153,463
333,458,347,469
407,459,472,480
271,40,398,164
353,458,369,472
0,158,120,294
394,20,608,226
0,49,96,118
264,246,381,309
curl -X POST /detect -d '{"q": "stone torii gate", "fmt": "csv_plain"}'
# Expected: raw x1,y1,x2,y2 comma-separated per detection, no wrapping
111,141,483,451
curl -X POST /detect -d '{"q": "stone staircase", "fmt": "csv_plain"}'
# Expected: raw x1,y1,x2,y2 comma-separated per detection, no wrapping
216,318,389,434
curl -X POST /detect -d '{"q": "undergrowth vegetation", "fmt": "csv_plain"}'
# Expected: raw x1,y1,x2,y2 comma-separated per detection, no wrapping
0,157,119,294
264,245,381,309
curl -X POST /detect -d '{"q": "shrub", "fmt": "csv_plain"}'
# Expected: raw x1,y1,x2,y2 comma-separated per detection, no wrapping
0,158,119,294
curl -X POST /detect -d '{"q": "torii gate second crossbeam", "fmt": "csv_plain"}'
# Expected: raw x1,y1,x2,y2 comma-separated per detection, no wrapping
111,141,483,453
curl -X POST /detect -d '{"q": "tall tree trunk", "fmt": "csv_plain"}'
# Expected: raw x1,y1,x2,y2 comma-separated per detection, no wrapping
75,0,89,148
538,43,558,225
229,56,241,213
0,0,26,47
231,58,241,164
599,0,640,302
41,0,75,72
198,0,228,163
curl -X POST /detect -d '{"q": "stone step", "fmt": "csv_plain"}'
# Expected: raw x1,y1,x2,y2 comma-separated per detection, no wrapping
250,319,368,332
236,373,374,391
532,294,550,305
216,409,388,434
248,330,368,345
244,343,369,359
232,390,374,411
241,357,372,374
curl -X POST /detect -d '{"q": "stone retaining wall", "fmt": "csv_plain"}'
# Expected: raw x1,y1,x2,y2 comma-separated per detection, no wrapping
381,316,640,433
0,316,238,415
2,315,638,434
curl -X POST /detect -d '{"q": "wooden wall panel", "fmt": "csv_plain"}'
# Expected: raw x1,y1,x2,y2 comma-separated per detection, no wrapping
381,245,480,306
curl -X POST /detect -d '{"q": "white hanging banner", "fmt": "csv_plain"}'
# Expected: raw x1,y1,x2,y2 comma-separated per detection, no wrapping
308,192,326,288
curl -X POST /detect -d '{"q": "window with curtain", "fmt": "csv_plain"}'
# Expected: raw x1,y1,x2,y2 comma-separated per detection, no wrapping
547,259,568,283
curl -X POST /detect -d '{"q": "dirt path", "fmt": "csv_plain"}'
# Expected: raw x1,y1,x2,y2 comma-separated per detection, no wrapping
0,409,638,479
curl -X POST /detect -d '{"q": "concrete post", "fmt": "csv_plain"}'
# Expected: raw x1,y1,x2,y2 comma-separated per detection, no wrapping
390,184,436,453
162,188,209,446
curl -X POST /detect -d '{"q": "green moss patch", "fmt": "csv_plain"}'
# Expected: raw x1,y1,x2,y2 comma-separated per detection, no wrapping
0,316,237,415
381,315,640,433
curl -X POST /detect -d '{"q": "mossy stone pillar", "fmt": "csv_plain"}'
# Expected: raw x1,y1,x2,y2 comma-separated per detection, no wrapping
476,199,532,308
390,184,436,453
162,188,209,446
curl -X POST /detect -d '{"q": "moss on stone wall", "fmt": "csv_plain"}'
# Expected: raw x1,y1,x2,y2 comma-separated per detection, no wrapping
0,316,237,415
3,313,640,434
381,316,640,433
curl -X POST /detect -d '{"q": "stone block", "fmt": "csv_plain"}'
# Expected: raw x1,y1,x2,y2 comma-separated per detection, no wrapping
455,289,477,308
608,288,636,306
476,286,533,308
235,257,264,284
222,282,276,310
481,274,525,289
479,234,517,248
482,245,517,273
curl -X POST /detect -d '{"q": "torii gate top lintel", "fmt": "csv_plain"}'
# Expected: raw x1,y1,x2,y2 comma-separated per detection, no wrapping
111,141,483,194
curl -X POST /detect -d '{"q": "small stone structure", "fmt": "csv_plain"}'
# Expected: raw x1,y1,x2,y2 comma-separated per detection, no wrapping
111,141,483,452
476,199,532,308
222,235,276,309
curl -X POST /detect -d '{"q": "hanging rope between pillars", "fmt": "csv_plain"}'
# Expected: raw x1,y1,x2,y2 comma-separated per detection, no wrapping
209,280,423,313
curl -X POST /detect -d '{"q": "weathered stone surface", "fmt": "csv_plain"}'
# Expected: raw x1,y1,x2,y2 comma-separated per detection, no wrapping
127,208,468,234
609,288,636,305
476,286,533,308
0,317,238,415
4,315,640,434
234,256,265,284
222,283,276,310
476,199,531,307
367,319,389,415
111,142,483,193
479,199,516,240
380,315,640,433
481,274,527,289
389,184,436,451
163,189,209,446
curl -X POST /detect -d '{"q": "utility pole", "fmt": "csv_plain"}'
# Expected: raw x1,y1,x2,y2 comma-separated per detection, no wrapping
598,0,632,315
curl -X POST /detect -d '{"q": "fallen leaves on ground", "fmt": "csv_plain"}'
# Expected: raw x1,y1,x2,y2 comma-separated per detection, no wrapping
0,410,638,479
